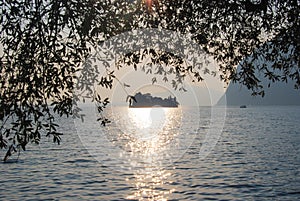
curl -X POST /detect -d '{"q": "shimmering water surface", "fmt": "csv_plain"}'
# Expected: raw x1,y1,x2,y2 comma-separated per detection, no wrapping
0,106,299,200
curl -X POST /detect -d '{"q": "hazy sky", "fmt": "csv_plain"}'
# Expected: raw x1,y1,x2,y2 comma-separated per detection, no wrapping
96,56,227,107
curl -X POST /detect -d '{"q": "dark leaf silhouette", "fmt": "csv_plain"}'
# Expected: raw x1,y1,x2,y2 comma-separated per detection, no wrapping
0,0,299,161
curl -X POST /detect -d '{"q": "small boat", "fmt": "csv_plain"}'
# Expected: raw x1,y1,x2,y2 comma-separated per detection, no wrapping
240,105,247,108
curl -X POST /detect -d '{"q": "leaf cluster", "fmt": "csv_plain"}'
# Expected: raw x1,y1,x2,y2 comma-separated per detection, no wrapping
135,0,299,94
0,0,299,160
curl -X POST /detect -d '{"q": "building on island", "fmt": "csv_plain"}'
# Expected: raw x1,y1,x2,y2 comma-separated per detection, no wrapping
129,92,179,108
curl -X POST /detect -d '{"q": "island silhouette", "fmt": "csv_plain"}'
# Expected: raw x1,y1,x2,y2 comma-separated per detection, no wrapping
129,92,179,108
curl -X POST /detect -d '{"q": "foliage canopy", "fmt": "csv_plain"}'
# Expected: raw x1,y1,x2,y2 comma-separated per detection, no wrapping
0,0,299,161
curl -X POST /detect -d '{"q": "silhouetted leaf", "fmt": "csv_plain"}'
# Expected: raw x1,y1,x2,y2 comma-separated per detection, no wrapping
0,0,298,161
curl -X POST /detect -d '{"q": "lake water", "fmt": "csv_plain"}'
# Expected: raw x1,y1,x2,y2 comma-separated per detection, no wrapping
0,106,299,200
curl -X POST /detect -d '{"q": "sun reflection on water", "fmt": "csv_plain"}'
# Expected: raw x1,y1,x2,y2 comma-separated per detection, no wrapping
126,167,175,201
123,107,180,200
128,107,167,140
102,106,184,164
91,106,191,200
128,108,153,129
123,107,182,158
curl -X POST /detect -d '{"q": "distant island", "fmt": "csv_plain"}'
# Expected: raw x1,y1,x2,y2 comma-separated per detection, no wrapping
129,92,179,108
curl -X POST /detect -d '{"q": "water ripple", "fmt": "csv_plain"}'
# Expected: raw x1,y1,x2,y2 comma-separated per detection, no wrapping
0,106,299,200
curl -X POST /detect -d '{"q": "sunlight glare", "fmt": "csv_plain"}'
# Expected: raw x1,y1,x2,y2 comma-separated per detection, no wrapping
145,0,152,7
128,107,167,129
143,0,159,12
128,108,152,129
